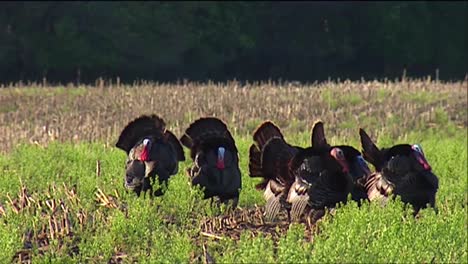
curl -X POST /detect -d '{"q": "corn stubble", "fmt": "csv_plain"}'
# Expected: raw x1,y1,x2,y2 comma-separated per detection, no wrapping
0,79,465,154
0,180,131,264
0,79,466,263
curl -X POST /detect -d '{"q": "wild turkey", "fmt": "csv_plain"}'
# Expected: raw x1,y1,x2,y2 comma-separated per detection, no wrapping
249,121,302,221
180,117,242,208
310,121,372,204
249,121,354,223
359,128,439,214
115,114,185,197
286,145,354,224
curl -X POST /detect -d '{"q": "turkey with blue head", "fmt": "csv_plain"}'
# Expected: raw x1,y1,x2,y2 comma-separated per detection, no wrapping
285,121,366,224
359,128,439,215
115,114,185,197
180,117,242,209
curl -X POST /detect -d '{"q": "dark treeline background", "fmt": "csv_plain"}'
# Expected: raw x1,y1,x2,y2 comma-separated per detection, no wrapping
0,1,467,84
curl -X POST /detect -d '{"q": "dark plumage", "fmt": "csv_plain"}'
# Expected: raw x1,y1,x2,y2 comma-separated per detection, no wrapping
311,121,372,204
286,145,354,223
115,114,185,197
180,117,242,208
248,121,354,223
359,128,439,214
249,121,302,221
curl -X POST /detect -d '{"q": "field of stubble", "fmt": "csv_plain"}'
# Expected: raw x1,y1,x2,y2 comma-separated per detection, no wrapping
0,79,466,263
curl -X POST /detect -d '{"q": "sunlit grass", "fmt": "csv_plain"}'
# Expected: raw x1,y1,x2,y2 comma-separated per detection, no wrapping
0,80,466,263
0,127,466,263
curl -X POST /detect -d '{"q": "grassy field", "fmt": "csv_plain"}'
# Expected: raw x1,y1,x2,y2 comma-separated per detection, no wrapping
0,79,466,263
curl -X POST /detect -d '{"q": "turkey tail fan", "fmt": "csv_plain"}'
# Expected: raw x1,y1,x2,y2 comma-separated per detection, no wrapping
259,137,296,187
249,121,284,183
164,130,186,161
252,121,285,150
180,117,238,160
249,137,293,182
310,120,330,150
248,144,263,179
249,121,297,189
249,138,294,190
249,143,278,191
181,117,234,146
116,114,166,153
359,128,384,171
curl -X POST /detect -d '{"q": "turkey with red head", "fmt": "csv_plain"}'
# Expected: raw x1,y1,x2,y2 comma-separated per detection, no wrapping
285,121,360,224
359,128,439,214
249,121,354,224
310,121,372,204
115,114,185,197
180,117,242,208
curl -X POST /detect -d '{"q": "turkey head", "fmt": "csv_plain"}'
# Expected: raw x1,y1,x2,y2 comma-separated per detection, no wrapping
180,117,242,208
116,114,185,197
310,121,372,203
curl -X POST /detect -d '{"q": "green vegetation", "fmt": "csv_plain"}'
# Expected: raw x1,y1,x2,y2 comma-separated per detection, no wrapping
0,129,466,263
0,81,466,263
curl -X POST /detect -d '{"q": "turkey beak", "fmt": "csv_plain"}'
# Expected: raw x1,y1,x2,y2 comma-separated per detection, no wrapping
331,148,349,173
413,151,431,171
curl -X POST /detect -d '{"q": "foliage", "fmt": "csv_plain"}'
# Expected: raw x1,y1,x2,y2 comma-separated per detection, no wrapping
0,82,466,263
0,2,467,83
0,129,466,263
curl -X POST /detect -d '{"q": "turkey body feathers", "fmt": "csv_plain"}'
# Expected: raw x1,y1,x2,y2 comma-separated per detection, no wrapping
261,138,298,188
190,147,241,200
115,114,185,197
359,128,439,213
181,117,242,206
311,122,371,204
287,146,354,221
248,121,305,221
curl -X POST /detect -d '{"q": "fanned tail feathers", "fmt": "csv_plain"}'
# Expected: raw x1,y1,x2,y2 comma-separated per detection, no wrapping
249,121,285,180
249,144,267,189
164,130,186,161
252,121,285,148
249,121,297,190
180,117,237,160
116,114,166,153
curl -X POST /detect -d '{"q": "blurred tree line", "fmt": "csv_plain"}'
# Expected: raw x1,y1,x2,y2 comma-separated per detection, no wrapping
0,1,466,84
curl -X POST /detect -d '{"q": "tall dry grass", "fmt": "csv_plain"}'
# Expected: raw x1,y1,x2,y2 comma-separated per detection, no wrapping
0,79,466,153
